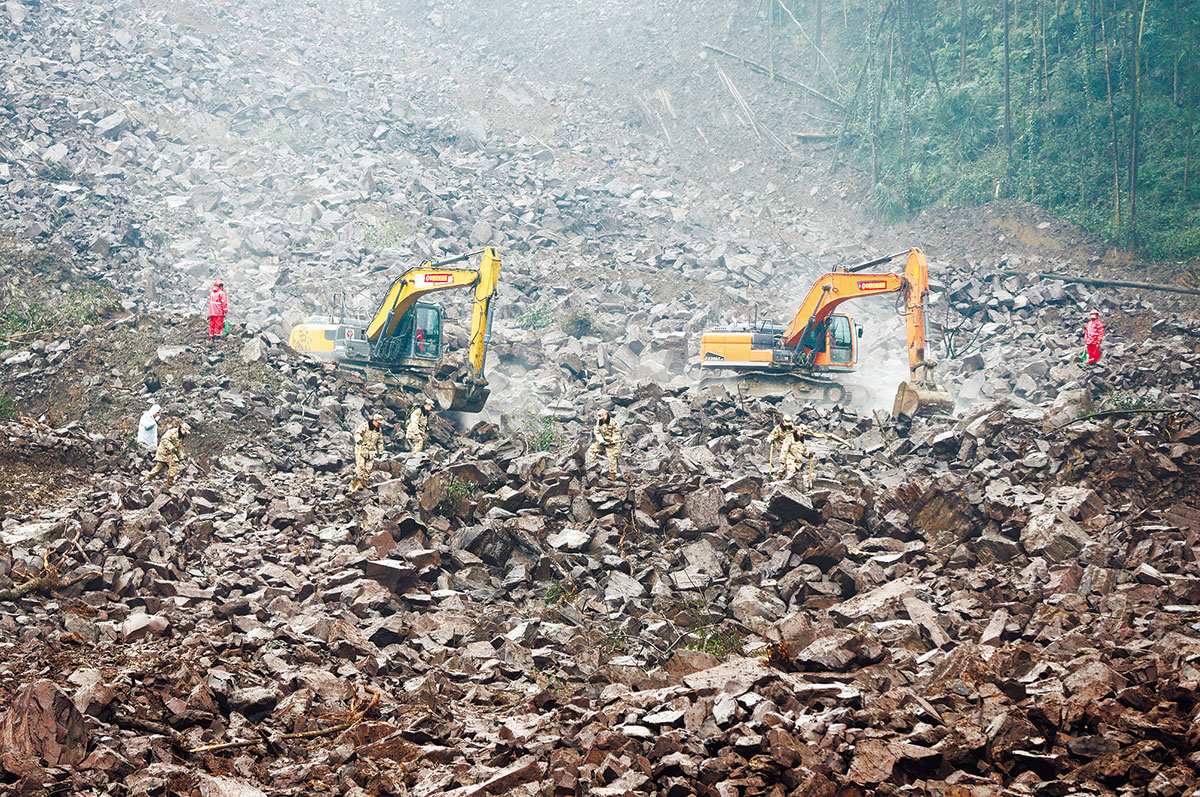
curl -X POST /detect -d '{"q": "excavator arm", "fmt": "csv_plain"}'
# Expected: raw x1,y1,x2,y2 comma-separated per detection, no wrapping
366,248,500,342
898,247,935,385
781,248,936,386
465,247,501,380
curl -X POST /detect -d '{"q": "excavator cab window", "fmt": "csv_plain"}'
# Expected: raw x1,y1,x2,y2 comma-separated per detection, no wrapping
411,305,441,359
828,315,854,365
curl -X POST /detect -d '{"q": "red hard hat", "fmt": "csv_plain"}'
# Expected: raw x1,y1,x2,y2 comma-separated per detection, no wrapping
214,280,224,287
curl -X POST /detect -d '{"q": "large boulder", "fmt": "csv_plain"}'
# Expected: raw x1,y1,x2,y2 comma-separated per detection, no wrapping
0,679,88,769
1021,510,1091,563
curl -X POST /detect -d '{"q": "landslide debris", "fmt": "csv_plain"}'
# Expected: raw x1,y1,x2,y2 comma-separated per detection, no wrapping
2,269,1200,795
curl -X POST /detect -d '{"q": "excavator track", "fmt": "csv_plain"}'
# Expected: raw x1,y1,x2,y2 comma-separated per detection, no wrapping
701,371,871,407
336,359,488,413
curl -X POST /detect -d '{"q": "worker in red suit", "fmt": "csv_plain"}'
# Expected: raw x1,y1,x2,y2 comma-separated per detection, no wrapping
208,280,228,339
1084,309,1105,364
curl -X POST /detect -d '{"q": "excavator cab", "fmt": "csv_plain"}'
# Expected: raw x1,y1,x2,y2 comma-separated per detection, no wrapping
373,302,443,362
797,313,857,370
826,314,855,366
390,304,442,360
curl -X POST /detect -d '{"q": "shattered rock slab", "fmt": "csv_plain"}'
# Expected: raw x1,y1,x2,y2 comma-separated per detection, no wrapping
0,679,87,769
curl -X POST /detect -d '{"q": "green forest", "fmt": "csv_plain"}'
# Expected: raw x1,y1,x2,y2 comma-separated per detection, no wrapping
761,0,1200,260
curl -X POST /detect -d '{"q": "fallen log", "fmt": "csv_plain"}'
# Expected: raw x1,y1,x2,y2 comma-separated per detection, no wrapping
0,570,100,602
1053,407,1200,431
186,687,381,755
700,43,847,111
1000,270,1200,296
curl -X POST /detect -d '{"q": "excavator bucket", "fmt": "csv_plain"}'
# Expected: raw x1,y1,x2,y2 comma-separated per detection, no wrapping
892,249,955,420
428,377,489,413
892,380,954,420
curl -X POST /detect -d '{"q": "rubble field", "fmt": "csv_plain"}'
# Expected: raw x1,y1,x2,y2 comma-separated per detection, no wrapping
2,0,1200,795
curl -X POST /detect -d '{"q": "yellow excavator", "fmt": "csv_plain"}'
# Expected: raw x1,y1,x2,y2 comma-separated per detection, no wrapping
288,247,501,412
699,247,953,418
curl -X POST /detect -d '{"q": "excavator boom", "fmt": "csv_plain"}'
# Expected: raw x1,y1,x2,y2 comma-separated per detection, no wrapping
367,249,496,342
780,272,903,348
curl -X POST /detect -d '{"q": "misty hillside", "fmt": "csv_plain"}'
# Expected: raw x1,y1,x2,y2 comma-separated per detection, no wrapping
2,1,1200,796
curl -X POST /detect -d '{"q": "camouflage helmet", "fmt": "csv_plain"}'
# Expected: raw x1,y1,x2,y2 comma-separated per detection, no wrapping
179,423,192,435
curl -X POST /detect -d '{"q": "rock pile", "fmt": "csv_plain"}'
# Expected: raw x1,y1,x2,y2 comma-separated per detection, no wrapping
1,286,1200,794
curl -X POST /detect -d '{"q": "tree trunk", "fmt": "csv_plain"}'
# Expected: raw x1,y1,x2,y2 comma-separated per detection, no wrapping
1187,70,1195,195
814,0,823,85
915,6,943,100
1003,0,1012,161
900,0,911,207
1099,0,1121,227
1039,0,1051,103
1174,50,1181,104
959,0,967,84
1128,0,1148,239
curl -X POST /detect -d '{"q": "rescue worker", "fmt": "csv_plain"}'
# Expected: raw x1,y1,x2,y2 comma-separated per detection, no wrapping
352,414,385,490
1084,309,1105,365
767,415,794,477
406,398,434,453
585,409,623,478
778,424,809,483
136,403,161,449
779,422,850,486
208,280,228,339
142,422,190,489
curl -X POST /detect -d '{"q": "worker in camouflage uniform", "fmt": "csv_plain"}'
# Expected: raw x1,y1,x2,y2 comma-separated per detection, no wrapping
406,398,434,453
352,414,385,490
142,422,190,489
779,422,849,486
767,415,794,477
778,424,810,483
585,409,623,478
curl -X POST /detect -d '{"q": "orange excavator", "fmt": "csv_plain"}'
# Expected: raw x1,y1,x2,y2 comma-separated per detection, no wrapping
699,248,953,417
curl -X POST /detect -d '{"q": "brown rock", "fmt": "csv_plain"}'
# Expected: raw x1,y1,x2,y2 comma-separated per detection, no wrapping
665,649,721,676
0,679,88,768
458,756,544,795
848,738,938,784
196,774,270,797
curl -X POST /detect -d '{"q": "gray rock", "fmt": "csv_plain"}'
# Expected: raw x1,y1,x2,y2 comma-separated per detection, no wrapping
547,527,590,552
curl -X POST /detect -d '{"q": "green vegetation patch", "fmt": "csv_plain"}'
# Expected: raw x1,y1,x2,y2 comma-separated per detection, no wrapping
0,237,121,343
513,413,563,453
818,0,1200,259
559,307,596,339
515,303,554,330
